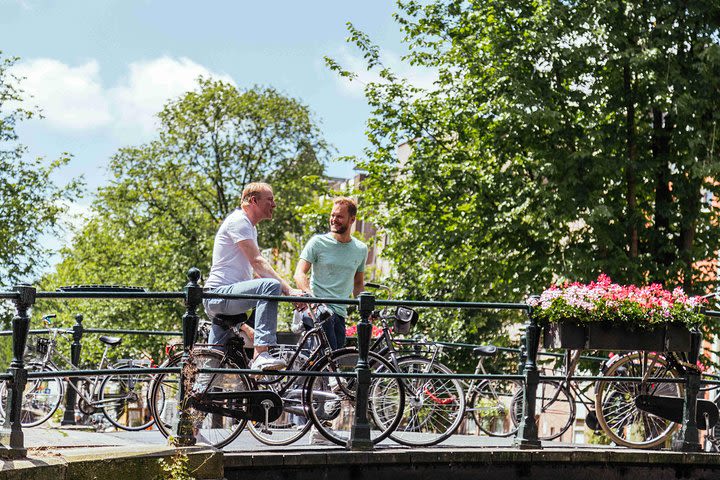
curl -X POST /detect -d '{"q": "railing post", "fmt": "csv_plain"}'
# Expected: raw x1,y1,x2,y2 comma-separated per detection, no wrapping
513,299,542,449
0,285,36,458
673,326,702,452
61,314,84,426
171,267,202,447
517,332,527,375
348,291,374,450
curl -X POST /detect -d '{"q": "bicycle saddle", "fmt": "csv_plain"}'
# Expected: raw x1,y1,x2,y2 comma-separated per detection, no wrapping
99,335,122,346
210,313,248,328
473,345,498,357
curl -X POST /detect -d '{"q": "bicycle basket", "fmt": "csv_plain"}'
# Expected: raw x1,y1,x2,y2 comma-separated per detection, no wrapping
393,306,418,334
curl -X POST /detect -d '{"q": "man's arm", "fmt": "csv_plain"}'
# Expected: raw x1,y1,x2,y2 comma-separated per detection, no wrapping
353,271,365,298
237,239,301,296
294,259,312,292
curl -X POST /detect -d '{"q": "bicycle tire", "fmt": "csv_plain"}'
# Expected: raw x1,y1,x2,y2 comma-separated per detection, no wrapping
511,380,575,441
389,355,465,446
595,351,681,449
149,348,250,448
0,361,64,427
100,366,155,431
304,348,405,446
247,344,313,445
705,393,720,452
471,379,522,437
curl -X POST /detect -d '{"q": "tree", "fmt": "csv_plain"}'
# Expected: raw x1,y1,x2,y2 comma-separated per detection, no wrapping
327,1,720,346
41,79,330,360
0,52,83,287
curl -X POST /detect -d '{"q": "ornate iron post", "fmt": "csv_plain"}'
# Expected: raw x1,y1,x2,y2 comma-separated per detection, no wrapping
0,285,36,457
172,268,202,447
513,299,542,449
348,291,374,450
61,314,84,426
673,326,702,452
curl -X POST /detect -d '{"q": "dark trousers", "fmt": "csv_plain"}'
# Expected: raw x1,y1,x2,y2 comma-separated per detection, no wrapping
322,313,346,350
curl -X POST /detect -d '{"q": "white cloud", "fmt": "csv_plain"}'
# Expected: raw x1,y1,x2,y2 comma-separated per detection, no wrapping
329,47,438,98
11,59,113,130
10,56,235,139
109,56,235,140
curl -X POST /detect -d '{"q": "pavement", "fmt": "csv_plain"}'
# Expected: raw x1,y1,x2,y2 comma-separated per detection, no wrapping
0,426,719,480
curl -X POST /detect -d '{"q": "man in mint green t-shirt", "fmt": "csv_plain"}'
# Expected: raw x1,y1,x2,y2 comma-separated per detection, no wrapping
294,197,368,349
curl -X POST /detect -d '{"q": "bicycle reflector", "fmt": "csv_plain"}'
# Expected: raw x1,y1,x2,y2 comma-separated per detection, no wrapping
394,306,418,334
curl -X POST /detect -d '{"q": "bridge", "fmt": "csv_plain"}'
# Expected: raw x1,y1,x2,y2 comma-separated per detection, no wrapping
1,269,720,479
3,426,720,480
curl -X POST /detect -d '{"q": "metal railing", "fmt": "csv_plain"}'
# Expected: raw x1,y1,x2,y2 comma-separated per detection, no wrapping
0,267,715,457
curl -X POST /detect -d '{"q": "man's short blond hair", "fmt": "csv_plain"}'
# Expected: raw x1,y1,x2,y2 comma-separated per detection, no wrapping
241,182,273,206
333,197,357,217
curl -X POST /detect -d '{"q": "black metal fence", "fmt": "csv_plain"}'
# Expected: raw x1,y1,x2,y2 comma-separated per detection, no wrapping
0,267,718,457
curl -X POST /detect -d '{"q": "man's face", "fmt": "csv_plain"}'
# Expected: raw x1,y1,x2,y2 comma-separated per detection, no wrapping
252,189,276,221
329,204,354,234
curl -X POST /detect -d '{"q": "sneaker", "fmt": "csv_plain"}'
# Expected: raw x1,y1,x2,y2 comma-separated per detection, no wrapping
308,427,336,446
251,351,287,371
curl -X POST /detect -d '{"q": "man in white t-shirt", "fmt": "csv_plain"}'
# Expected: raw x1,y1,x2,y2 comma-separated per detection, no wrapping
203,182,304,370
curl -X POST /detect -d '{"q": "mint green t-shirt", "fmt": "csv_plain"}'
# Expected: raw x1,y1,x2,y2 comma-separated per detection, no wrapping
300,233,368,317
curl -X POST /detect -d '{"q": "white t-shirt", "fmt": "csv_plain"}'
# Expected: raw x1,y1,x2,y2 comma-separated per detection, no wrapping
205,209,257,288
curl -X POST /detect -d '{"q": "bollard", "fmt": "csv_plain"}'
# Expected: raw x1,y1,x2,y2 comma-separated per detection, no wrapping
513,300,542,449
0,285,36,458
348,291,374,450
172,268,203,447
673,327,702,452
61,314,84,426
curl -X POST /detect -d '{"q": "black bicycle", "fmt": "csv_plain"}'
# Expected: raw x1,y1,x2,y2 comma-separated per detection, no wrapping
149,305,405,448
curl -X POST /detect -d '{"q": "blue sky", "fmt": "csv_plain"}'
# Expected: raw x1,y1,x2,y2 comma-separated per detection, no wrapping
2,0,433,208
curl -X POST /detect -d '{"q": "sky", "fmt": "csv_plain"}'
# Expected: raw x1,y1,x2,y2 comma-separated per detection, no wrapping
1,0,434,213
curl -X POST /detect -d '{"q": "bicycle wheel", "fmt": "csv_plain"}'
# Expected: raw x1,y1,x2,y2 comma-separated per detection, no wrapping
100,367,155,430
595,351,681,448
511,380,575,441
0,361,64,427
389,356,465,446
150,348,250,448
247,344,313,445
305,348,404,446
471,379,522,437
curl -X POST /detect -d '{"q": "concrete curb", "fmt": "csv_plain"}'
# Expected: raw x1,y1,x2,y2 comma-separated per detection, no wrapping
0,445,223,480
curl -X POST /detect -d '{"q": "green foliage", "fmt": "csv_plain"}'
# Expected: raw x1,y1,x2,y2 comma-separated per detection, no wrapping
157,451,194,480
0,52,83,287
41,79,330,361
327,0,720,349
0,51,83,366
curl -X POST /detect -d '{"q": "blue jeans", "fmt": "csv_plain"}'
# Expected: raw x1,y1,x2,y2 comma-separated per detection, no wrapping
203,278,281,349
304,312,345,351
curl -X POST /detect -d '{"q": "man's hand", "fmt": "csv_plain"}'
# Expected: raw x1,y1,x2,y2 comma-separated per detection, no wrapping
287,287,308,311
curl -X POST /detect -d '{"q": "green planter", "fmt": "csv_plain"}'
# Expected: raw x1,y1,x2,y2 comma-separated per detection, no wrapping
543,321,692,352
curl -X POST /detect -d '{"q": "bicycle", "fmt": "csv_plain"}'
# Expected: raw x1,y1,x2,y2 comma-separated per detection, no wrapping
0,314,155,430
148,305,405,448
362,282,523,446
518,346,717,448
508,349,602,443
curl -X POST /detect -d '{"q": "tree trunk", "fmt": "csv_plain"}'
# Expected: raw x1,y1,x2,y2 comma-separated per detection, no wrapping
624,63,639,261
651,108,673,280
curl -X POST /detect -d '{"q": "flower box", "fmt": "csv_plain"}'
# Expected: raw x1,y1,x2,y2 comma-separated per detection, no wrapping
543,321,692,352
